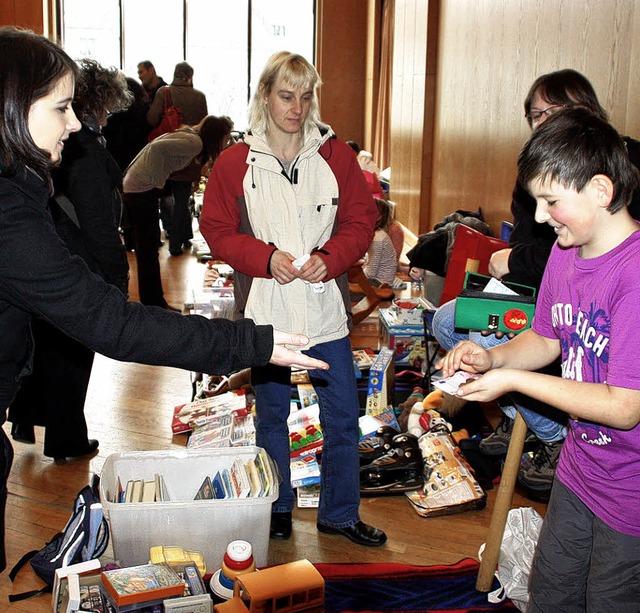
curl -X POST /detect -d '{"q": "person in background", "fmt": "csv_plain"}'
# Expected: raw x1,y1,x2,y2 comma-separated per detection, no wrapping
103,77,152,250
122,116,231,307
147,61,208,129
347,140,385,199
165,115,232,256
363,198,405,290
200,51,387,548
429,69,640,498
137,60,167,104
8,59,131,459
0,27,328,572
147,62,209,249
103,77,152,172
439,108,640,613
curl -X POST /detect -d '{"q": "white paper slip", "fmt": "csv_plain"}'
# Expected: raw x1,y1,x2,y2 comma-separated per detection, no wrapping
483,277,518,296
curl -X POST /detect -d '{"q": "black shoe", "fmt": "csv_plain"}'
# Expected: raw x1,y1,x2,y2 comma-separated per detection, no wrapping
169,249,183,256
270,511,292,540
47,439,99,461
11,422,35,444
317,520,387,547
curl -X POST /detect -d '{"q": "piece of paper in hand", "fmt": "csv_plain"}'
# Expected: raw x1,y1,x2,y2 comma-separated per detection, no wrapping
432,371,480,395
292,254,325,293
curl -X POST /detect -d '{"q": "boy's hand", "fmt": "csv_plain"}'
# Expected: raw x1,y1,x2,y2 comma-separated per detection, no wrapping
436,340,493,378
454,368,519,402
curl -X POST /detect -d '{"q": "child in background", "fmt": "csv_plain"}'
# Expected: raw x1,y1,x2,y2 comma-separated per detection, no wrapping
363,198,405,289
438,108,640,612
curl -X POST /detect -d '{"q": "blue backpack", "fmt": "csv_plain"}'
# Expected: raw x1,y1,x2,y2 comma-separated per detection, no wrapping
9,476,109,601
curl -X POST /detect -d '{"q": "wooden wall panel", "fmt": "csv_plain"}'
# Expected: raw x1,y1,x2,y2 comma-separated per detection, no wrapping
0,0,45,33
315,0,369,145
429,0,640,234
389,0,430,232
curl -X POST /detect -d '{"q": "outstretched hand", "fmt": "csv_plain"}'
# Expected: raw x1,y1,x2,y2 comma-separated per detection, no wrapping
269,331,329,371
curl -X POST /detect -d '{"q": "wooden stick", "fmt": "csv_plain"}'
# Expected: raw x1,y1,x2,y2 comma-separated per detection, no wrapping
476,411,528,592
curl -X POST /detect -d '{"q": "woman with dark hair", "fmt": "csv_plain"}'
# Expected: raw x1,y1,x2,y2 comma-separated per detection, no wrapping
8,59,132,458
122,115,233,306
0,27,327,571
165,115,233,256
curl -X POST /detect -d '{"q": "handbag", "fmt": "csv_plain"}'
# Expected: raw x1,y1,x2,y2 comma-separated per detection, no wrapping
148,87,183,142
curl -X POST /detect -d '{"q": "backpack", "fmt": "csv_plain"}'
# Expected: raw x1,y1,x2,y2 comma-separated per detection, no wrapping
9,475,109,602
148,87,183,142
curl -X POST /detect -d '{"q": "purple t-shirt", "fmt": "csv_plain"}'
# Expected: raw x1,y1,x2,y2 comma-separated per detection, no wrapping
533,231,640,537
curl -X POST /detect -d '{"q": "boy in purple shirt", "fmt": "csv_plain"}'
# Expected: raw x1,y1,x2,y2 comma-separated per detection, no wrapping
438,107,640,612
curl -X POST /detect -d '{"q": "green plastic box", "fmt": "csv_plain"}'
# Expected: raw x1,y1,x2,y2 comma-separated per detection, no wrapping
454,272,536,334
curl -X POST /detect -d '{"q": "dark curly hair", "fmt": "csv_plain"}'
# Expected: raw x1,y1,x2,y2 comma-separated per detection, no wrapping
73,58,132,123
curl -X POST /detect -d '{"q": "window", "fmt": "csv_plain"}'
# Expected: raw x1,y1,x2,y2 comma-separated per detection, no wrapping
61,0,315,129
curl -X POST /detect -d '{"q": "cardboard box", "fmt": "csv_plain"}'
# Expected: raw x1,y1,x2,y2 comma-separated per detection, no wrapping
99,447,278,571
365,347,395,417
379,307,426,367
454,272,536,334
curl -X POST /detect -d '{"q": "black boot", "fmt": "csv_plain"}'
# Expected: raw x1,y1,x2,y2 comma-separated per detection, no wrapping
10,422,35,444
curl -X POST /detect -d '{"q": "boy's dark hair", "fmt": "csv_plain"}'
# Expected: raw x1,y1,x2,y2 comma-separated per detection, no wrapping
524,69,608,128
518,108,640,213
0,27,79,177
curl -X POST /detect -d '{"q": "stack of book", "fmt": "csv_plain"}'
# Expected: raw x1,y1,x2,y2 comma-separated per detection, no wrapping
118,473,168,504
193,447,274,500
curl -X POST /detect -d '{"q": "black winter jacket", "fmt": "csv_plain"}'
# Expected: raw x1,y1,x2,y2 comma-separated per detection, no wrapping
0,163,273,416
52,123,129,295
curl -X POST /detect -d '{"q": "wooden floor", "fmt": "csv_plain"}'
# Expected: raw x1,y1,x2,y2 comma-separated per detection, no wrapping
1,232,547,611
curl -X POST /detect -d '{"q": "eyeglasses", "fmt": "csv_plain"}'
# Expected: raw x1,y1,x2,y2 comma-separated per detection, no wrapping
525,104,566,126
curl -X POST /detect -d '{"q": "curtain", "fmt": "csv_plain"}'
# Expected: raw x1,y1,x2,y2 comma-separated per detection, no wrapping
373,0,393,171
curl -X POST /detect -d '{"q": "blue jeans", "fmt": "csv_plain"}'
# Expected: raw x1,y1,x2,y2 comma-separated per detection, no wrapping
252,336,360,528
432,299,567,443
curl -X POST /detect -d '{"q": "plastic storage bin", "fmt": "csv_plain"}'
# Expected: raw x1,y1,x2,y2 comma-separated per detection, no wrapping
99,447,278,571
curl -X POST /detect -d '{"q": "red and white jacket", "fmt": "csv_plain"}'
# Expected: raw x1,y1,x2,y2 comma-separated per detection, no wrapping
200,124,377,347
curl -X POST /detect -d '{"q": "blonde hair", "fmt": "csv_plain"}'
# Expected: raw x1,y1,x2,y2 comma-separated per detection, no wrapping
248,51,322,136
